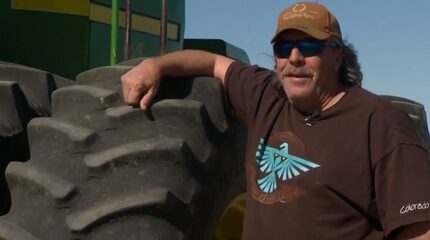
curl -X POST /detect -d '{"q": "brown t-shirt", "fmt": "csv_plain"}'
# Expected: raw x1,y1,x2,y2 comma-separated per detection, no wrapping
224,62,430,240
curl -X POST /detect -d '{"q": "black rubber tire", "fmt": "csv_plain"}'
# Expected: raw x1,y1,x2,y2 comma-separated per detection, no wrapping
115,57,146,67
0,66,246,239
383,95,430,153
0,63,74,215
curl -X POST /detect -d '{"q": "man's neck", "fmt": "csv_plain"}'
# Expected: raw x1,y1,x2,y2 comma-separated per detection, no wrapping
321,87,347,111
291,85,348,115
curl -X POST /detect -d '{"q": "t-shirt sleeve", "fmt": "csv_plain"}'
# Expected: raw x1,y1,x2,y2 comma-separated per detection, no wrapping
224,61,278,128
371,106,430,236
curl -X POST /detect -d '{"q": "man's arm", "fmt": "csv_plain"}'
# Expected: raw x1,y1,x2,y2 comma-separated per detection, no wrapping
391,221,430,240
121,49,235,110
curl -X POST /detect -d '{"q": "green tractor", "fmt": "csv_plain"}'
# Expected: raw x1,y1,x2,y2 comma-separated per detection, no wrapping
0,1,428,239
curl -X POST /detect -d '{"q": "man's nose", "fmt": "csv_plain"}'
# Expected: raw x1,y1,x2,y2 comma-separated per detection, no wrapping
288,47,305,66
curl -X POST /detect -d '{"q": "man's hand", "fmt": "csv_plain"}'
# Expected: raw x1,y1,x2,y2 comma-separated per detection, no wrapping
121,50,234,111
121,59,160,111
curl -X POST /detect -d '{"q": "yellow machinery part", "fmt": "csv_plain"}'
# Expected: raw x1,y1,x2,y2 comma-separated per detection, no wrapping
213,194,246,240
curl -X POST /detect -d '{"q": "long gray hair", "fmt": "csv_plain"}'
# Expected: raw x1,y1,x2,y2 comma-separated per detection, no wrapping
338,40,362,87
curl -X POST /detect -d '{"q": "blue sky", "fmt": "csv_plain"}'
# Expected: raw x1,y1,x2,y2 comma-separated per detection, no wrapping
184,0,430,124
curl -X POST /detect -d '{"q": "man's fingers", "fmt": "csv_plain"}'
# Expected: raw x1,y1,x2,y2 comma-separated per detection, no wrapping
121,78,129,102
127,87,145,105
121,59,161,108
140,87,157,111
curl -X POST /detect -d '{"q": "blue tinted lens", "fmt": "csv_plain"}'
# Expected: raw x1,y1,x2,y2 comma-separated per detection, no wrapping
274,42,293,58
298,40,324,56
279,42,293,57
274,39,325,58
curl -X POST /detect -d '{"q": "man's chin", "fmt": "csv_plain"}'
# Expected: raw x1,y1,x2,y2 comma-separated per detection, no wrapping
284,90,316,108
284,89,312,102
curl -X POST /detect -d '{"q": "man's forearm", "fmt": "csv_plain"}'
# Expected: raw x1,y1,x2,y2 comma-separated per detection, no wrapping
141,50,234,83
147,50,217,78
121,49,234,109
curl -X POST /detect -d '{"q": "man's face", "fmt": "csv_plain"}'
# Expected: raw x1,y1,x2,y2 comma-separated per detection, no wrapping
274,30,343,111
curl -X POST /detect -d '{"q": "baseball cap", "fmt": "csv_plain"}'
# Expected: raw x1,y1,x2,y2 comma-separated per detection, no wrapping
271,2,342,43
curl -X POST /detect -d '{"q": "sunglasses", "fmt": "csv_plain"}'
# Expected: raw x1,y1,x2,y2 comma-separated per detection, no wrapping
273,39,337,58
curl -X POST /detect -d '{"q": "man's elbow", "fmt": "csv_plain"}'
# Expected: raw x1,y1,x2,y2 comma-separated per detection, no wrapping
390,221,430,240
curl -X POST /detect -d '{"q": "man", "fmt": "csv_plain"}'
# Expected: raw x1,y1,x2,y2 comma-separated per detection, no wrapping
121,2,430,239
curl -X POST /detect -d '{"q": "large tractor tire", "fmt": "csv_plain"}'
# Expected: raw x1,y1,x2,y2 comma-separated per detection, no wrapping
383,95,430,153
0,63,74,214
0,65,247,239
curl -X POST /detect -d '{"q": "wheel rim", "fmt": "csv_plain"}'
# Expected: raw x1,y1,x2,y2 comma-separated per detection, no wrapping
213,194,246,240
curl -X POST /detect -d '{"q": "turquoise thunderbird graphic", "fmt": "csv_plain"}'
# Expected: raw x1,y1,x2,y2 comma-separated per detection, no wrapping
255,138,320,194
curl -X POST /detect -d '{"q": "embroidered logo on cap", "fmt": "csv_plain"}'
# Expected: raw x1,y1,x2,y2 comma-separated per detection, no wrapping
283,3,319,21
292,3,306,13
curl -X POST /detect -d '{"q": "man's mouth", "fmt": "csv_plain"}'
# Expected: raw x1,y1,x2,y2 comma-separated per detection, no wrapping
285,73,313,79
283,68,313,78
288,73,311,77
